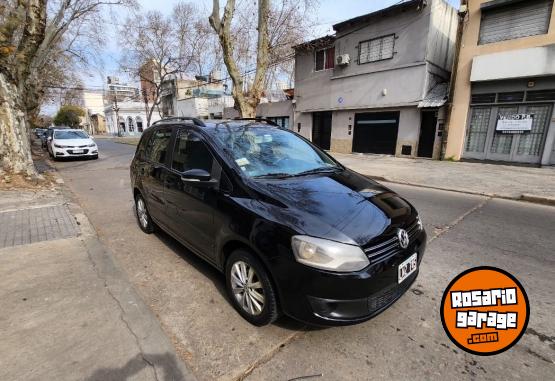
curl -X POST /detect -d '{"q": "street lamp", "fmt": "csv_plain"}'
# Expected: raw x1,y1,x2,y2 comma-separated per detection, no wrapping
112,97,121,137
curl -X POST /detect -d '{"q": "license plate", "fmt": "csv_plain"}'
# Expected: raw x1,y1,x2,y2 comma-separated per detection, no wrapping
72,149,84,154
398,253,418,284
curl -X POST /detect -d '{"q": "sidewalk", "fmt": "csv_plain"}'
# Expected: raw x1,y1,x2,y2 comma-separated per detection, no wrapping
331,152,555,205
0,187,194,381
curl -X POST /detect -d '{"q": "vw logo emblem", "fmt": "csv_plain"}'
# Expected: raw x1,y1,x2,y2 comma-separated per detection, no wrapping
397,229,410,249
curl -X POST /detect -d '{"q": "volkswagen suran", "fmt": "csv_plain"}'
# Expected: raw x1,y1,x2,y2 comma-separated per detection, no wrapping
130,117,426,326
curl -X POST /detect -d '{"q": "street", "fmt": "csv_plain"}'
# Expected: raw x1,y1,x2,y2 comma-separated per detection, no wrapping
52,140,555,380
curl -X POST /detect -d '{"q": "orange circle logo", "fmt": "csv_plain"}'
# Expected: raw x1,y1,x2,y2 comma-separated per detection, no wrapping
440,267,530,356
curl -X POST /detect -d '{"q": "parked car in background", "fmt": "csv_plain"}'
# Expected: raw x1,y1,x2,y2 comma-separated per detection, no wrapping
42,126,69,148
47,129,98,160
130,117,426,326
34,128,46,138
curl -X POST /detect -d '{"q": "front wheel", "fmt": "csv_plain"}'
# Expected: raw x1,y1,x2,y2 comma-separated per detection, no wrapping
135,193,155,234
226,250,280,326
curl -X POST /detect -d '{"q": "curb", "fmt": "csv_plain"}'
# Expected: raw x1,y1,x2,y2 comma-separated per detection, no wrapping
364,175,555,207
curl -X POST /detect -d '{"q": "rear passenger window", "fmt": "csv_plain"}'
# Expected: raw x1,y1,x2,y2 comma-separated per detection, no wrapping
146,129,172,164
172,130,214,173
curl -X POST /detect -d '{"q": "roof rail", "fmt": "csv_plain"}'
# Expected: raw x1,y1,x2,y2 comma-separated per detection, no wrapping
232,117,279,127
152,117,206,127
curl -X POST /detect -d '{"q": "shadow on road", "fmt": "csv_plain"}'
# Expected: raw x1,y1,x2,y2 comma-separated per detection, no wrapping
85,352,185,381
150,216,319,333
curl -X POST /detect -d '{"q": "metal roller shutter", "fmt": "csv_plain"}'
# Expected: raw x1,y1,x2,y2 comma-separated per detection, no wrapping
479,0,553,44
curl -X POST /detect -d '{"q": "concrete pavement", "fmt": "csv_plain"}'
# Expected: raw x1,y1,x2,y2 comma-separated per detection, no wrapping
0,187,194,380
52,140,555,380
331,152,555,204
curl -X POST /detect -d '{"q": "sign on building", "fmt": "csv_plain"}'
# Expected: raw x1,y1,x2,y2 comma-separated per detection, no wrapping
496,114,533,134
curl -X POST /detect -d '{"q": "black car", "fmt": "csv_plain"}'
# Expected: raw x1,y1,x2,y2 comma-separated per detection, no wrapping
130,117,426,326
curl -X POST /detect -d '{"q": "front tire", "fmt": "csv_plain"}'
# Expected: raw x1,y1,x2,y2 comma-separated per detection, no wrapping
135,193,155,234
225,250,280,326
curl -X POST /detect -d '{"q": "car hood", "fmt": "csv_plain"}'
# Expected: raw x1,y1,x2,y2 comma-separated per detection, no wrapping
53,138,94,146
248,169,416,246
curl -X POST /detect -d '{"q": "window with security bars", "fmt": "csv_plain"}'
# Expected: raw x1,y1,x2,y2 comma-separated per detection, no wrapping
359,34,395,64
517,105,551,156
490,106,518,155
465,107,491,153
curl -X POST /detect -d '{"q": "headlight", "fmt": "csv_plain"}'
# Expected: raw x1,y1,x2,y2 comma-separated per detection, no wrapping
291,235,369,272
88,143,96,147
54,144,67,148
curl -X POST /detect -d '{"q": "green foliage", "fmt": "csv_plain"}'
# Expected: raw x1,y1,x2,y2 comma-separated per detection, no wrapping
53,105,85,127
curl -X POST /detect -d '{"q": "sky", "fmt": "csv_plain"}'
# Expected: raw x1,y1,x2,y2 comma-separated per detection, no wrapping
44,0,459,115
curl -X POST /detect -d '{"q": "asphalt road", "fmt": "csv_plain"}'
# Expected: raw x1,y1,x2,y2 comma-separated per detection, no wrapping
53,139,555,380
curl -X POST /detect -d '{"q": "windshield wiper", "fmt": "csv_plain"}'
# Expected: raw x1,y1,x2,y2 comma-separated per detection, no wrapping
253,172,294,179
294,166,341,176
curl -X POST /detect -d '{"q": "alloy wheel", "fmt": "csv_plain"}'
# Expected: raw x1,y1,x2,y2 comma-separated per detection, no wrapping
136,198,148,228
230,261,265,316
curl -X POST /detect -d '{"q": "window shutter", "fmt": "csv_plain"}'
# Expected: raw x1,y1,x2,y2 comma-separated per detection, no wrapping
479,0,553,44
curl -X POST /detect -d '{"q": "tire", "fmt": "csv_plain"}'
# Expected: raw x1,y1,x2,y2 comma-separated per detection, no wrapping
225,249,280,326
135,193,155,234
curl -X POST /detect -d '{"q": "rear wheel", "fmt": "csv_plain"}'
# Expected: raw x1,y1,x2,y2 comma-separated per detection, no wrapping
135,193,155,234
225,250,280,326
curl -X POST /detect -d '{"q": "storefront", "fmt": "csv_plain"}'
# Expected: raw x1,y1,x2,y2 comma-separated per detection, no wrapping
463,79,555,165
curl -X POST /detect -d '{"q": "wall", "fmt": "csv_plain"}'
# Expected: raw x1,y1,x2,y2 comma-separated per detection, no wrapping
426,0,458,71
295,3,434,113
445,0,555,160
296,107,435,157
176,98,208,118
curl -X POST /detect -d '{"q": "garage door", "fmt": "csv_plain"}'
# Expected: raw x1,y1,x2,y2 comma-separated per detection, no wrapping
353,112,400,154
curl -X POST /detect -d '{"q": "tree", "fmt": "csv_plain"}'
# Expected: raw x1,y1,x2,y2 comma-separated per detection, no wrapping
30,114,53,129
210,0,270,118
209,0,315,117
120,2,211,127
0,0,132,177
53,105,85,127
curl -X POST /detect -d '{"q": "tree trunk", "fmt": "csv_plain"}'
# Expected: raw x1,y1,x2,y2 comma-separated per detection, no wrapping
0,72,37,176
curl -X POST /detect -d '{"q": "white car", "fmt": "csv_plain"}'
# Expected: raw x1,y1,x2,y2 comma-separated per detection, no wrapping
47,129,98,160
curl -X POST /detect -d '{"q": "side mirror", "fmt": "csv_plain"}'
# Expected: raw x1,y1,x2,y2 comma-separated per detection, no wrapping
181,168,212,182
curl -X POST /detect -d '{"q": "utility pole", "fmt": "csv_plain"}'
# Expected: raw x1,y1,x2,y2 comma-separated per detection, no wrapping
112,94,121,137
142,88,150,128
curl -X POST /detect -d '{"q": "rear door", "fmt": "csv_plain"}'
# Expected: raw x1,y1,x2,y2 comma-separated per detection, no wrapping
164,128,221,260
142,127,173,224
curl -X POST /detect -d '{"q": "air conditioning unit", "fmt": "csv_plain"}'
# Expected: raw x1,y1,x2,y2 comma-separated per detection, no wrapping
336,54,350,66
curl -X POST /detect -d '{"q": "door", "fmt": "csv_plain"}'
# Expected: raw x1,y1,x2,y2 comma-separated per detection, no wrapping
143,127,172,224
312,112,332,150
353,112,399,154
164,129,219,259
464,104,552,164
417,111,437,158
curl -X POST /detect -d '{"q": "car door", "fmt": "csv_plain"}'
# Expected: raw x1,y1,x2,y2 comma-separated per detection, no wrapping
164,128,221,261
142,127,173,225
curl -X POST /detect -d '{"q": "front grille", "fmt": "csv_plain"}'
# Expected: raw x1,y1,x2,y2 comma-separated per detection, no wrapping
368,271,416,313
363,219,421,262
67,149,89,155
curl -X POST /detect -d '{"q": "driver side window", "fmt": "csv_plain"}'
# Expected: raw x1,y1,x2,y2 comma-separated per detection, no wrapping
172,130,214,173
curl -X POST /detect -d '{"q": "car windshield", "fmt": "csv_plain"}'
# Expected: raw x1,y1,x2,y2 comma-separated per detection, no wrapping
211,124,339,178
54,130,88,139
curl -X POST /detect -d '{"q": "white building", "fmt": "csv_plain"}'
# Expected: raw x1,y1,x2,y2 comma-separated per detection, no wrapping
104,101,161,136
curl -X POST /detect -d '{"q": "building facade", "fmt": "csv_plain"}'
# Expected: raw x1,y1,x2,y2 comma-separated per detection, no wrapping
104,101,160,136
444,0,555,166
294,0,457,158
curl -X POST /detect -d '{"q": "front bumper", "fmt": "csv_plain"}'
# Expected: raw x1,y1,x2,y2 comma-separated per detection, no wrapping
53,146,98,158
272,230,427,326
